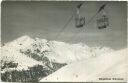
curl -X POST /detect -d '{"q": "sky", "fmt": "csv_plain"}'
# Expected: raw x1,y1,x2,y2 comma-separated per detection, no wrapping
1,1,127,50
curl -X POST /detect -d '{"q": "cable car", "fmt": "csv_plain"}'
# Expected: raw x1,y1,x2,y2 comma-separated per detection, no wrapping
75,16,85,28
97,4,109,29
75,3,85,28
97,14,109,29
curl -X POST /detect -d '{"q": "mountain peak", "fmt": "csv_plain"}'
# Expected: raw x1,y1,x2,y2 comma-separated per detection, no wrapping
4,35,34,49
17,35,32,41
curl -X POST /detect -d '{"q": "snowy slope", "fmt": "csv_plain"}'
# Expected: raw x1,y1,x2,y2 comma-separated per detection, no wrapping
92,46,114,56
3,35,34,50
1,49,44,71
40,48,127,82
47,41,96,63
1,36,44,71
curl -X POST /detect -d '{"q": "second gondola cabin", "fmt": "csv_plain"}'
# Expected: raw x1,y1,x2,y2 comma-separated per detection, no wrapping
97,14,109,29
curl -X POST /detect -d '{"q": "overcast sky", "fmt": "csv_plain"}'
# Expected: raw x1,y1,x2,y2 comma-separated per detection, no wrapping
1,1,127,50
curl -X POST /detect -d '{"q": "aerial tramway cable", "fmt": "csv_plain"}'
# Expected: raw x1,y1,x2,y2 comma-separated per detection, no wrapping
55,15,73,39
55,2,86,39
55,2,108,42
68,2,108,42
86,2,108,26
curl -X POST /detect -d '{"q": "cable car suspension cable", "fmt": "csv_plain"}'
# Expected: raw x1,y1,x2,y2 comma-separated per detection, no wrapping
55,15,73,39
68,2,108,42
55,2,87,40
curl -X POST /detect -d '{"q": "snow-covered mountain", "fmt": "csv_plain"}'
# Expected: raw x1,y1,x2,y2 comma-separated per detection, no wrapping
1,35,115,82
2,35,114,64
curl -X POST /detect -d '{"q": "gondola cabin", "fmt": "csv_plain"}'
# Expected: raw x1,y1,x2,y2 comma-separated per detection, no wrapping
75,16,85,28
75,3,85,28
97,15,109,29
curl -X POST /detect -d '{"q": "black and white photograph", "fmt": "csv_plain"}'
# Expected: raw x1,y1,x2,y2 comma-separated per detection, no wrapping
0,1,127,82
